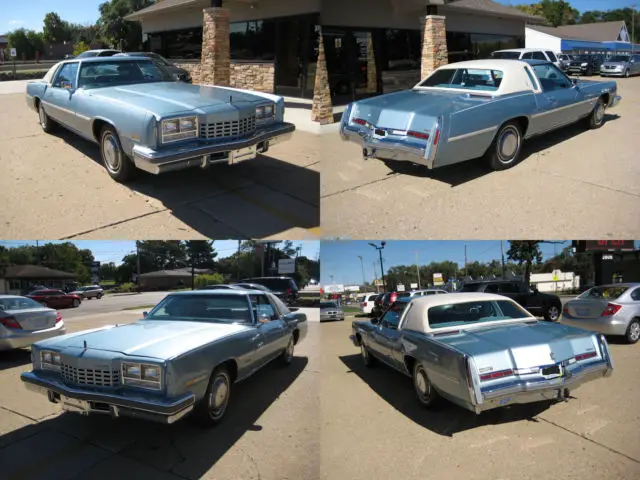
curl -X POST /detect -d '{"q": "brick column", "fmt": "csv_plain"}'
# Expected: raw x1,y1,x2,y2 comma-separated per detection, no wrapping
200,7,230,86
421,15,448,80
311,27,334,125
366,33,377,94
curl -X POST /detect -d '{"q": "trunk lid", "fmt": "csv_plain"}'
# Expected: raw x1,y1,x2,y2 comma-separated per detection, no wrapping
564,299,611,319
6,307,57,331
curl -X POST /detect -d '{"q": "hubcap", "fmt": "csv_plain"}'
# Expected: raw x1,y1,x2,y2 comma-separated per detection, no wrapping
209,375,229,416
548,306,559,321
102,134,121,172
497,126,520,163
630,323,640,341
415,370,427,395
594,102,605,124
361,344,368,360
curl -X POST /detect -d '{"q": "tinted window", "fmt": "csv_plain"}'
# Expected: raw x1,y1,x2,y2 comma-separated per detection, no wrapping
381,301,408,328
522,52,533,59
484,284,500,293
420,68,504,91
0,297,44,311
147,294,252,323
320,302,338,308
53,62,79,88
531,63,571,91
579,286,629,300
545,51,557,62
531,51,546,60
428,300,531,328
491,51,520,59
609,55,630,62
459,283,482,292
630,288,640,301
396,292,411,298
499,283,520,294
78,60,173,89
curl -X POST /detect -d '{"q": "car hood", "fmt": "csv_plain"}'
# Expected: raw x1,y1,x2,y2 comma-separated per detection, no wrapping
41,320,252,360
87,82,265,117
436,321,596,369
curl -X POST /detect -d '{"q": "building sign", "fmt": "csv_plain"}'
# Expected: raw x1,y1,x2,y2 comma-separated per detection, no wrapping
10,48,17,58
345,285,360,292
91,261,100,283
373,279,383,286
397,284,405,292
324,284,345,293
585,240,635,252
278,258,295,274
410,283,418,289
433,273,444,286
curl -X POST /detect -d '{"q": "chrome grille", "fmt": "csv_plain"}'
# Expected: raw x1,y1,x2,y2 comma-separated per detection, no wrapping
61,363,120,387
199,116,256,140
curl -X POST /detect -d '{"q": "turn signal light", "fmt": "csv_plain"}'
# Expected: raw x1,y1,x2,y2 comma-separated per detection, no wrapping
575,351,598,361
602,303,621,316
353,118,367,126
0,316,22,329
480,368,514,382
55,312,63,324
407,130,430,140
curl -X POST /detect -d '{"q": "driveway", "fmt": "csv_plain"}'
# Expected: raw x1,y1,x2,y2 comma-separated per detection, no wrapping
0,87,320,240
321,77,640,239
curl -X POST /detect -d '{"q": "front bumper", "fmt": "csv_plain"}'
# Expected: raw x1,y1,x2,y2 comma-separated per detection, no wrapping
608,95,622,109
600,69,625,77
320,314,345,322
132,122,295,175
560,315,627,336
21,371,196,424
0,323,66,351
567,66,589,75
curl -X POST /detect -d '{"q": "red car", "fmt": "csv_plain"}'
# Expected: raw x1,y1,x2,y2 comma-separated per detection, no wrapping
26,289,82,308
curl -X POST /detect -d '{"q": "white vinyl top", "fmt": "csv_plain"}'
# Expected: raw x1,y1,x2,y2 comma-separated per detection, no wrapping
415,59,539,96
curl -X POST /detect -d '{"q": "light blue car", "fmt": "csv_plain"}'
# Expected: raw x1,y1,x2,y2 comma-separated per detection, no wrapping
26,57,294,182
21,290,307,425
340,59,621,171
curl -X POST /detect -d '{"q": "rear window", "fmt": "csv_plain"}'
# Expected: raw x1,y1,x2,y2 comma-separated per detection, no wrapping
396,292,411,298
492,51,520,59
320,302,338,308
579,286,628,300
428,300,531,329
545,51,557,62
419,68,504,91
0,297,44,311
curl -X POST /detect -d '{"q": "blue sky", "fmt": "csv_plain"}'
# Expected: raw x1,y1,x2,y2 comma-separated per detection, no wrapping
3,1,638,33
320,240,574,286
0,240,320,265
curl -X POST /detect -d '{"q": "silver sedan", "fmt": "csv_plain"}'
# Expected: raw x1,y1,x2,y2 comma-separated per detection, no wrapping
320,302,345,322
562,283,640,344
0,295,66,351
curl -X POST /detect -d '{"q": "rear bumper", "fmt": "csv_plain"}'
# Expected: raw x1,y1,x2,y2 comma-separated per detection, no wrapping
0,323,66,351
560,315,627,336
131,122,295,175
21,371,195,424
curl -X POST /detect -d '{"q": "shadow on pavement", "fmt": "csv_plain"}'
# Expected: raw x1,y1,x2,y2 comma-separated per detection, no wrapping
0,348,31,372
52,130,319,238
382,113,620,187
0,357,308,480
340,354,553,437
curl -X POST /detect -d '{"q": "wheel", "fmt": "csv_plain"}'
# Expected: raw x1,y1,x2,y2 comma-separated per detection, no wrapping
413,361,441,408
100,125,137,182
586,97,606,129
193,366,232,426
360,341,375,368
280,335,295,366
625,319,640,344
38,102,57,133
485,121,523,170
544,304,561,322
72,299,80,308
624,69,630,78
97,294,103,300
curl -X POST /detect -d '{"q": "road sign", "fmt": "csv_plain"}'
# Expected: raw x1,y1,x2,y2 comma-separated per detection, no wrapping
10,48,17,58
397,284,405,292
433,273,444,286
91,261,100,274
410,283,418,289
345,285,360,292
324,284,344,293
278,258,295,274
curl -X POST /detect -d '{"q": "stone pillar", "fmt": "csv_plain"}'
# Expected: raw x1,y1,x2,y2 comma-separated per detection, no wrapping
421,15,448,80
311,27,334,125
200,7,230,86
366,33,377,94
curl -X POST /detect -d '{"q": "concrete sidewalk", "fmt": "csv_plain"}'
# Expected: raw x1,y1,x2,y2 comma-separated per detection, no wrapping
0,79,31,95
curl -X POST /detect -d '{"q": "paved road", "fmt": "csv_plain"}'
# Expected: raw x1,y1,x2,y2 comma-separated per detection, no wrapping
62,291,171,319
0,88,320,240
321,77,640,239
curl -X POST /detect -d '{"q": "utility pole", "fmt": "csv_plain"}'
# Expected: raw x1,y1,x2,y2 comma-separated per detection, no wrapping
373,261,378,292
191,262,195,290
464,244,468,278
357,255,366,291
633,5,636,55
415,251,421,289
500,240,506,279
235,240,241,281
136,241,141,280
368,242,386,292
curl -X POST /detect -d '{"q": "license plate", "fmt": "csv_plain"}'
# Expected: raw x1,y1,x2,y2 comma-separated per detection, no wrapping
542,365,561,376
576,308,590,316
60,395,90,413
229,145,257,164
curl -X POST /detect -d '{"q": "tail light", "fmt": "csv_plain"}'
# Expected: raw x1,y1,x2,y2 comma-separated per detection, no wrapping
390,293,397,303
407,130,429,140
432,126,441,146
0,316,22,329
353,118,367,126
362,302,367,307
602,303,621,316
55,312,63,324
563,305,570,315
286,288,293,295
480,368,513,382
575,351,597,361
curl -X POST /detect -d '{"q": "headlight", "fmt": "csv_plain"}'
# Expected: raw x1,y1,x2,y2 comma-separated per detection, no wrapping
161,116,197,143
256,103,275,121
41,350,61,370
581,62,588,67
121,361,162,390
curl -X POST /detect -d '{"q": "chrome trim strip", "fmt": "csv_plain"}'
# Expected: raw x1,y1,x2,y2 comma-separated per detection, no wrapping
530,98,596,118
41,100,76,117
76,113,91,121
448,125,498,143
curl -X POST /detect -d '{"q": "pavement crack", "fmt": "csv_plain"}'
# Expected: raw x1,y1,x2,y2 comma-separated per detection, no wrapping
538,169,640,199
0,405,40,423
321,173,400,199
240,447,262,480
537,416,640,464
61,210,169,239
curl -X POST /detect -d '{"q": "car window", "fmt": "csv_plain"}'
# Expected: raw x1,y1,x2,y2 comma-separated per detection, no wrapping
78,60,173,89
428,300,531,329
249,294,279,321
483,284,500,293
320,302,338,308
545,51,558,62
419,68,504,91
523,66,540,90
396,292,411,298
53,62,79,88
147,294,252,323
579,286,629,300
531,63,571,91
629,288,640,301
491,51,520,59
0,297,44,311
531,51,546,60
242,278,296,291
522,52,534,59
381,302,408,329
498,283,519,294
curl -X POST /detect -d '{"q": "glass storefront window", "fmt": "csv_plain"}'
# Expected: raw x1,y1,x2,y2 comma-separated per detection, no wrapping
230,20,276,60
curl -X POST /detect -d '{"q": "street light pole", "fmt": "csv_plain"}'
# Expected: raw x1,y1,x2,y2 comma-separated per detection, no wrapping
368,242,386,292
357,255,366,290
415,251,421,289
633,5,636,55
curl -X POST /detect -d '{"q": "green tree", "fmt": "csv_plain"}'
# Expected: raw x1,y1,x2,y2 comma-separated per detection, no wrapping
99,262,118,281
43,12,71,43
515,1,579,27
73,40,90,56
185,240,217,268
506,241,543,287
98,0,154,50
8,29,38,60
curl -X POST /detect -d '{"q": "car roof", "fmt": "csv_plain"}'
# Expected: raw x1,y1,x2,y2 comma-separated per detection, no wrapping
170,289,266,296
494,48,547,53
0,294,31,299
408,292,510,307
242,276,292,280
74,56,152,63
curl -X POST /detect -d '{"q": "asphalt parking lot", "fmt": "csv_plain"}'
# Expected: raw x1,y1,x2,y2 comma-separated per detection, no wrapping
321,77,640,239
0,82,320,240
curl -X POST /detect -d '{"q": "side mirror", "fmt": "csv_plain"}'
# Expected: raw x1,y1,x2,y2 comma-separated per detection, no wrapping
61,80,74,90
143,311,148,317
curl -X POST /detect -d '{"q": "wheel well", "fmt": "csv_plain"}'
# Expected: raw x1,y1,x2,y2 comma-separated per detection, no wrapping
404,355,416,375
91,119,113,143
34,96,41,109
293,329,300,345
599,93,610,106
508,116,529,137
355,332,362,346
218,359,238,383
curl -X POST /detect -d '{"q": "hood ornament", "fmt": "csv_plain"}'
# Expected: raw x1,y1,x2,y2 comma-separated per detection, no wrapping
83,340,88,351
229,95,233,104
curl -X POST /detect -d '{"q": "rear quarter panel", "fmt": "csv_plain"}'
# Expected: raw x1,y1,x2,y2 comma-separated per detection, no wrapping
26,81,47,110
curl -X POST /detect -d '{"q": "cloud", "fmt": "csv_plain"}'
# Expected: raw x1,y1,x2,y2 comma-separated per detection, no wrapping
8,20,24,27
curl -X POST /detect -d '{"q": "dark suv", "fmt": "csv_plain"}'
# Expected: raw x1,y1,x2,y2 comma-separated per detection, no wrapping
459,280,562,321
239,276,299,305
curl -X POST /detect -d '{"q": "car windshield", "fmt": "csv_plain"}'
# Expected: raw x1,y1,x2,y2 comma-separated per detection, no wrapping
609,55,630,62
320,302,338,308
428,300,531,329
0,297,45,311
492,51,520,59
78,60,174,89
578,286,628,300
419,68,504,91
242,278,295,291
146,294,252,324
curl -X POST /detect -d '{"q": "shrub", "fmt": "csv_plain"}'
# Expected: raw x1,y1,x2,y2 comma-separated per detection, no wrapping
194,273,225,289
73,41,90,57
111,282,137,293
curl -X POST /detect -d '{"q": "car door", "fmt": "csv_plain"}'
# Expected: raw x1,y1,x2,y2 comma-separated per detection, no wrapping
372,302,407,366
42,62,81,129
529,63,585,129
250,293,286,364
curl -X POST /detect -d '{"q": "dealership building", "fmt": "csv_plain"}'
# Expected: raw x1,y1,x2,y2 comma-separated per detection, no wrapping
126,0,542,123
526,21,640,54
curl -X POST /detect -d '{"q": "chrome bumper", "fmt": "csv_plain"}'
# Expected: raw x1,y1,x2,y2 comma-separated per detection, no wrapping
608,95,622,109
0,324,66,351
21,371,195,424
132,122,295,175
